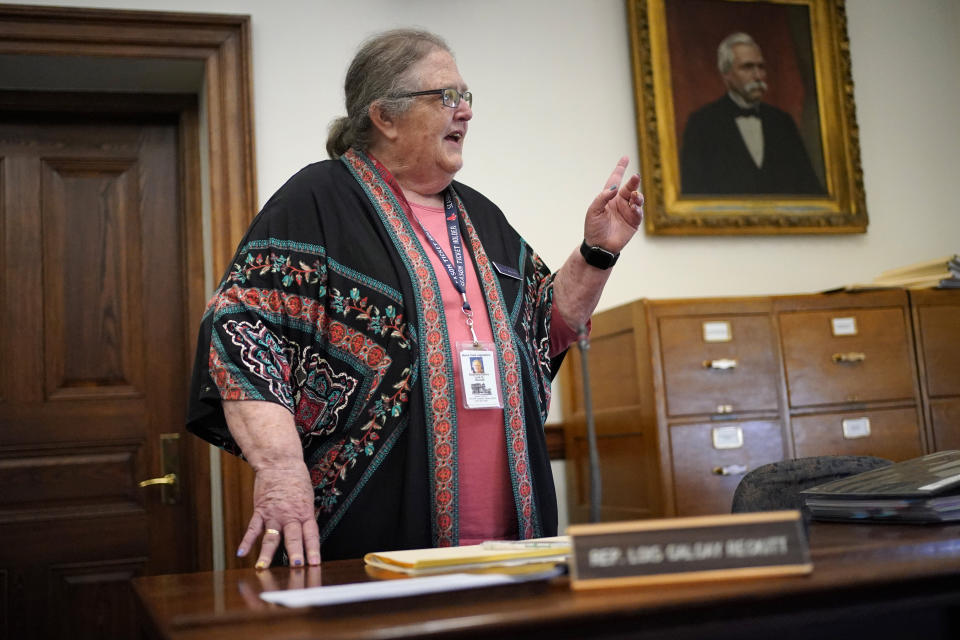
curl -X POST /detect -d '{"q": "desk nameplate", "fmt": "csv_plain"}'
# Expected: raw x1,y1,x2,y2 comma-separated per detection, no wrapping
567,511,811,589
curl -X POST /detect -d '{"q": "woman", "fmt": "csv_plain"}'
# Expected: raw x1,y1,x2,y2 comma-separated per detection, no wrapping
187,28,643,567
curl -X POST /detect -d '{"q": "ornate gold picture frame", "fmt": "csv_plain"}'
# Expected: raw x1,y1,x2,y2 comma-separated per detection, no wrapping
628,0,866,235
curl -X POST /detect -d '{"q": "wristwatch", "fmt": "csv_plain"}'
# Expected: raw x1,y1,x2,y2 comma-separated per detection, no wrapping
579,240,620,270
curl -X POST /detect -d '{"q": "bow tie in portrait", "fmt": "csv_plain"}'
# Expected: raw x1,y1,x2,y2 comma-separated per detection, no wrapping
734,106,761,118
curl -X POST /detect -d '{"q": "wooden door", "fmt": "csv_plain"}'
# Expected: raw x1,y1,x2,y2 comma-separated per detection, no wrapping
0,113,198,639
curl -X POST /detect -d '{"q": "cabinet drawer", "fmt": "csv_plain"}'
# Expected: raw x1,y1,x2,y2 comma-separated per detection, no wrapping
792,407,922,460
581,327,641,410
669,420,783,516
659,315,780,416
931,398,960,451
569,432,660,521
917,305,960,397
780,307,915,407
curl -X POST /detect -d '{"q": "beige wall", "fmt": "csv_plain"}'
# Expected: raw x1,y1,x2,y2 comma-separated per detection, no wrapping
10,0,959,535
11,0,960,304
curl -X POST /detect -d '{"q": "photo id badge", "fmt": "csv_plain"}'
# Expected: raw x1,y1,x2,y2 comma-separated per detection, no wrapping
457,342,503,409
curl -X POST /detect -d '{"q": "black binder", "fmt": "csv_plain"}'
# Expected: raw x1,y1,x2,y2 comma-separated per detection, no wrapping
801,450,960,523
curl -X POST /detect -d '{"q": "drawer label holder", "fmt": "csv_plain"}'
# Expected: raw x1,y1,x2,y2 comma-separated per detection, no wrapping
567,511,811,590
703,321,732,342
842,417,871,439
712,425,744,449
831,316,858,336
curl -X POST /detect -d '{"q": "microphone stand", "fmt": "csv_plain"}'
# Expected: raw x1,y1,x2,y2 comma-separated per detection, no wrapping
577,325,602,523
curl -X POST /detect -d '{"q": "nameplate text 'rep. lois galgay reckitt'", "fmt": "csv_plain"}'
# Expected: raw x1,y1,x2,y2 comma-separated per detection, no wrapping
567,511,811,589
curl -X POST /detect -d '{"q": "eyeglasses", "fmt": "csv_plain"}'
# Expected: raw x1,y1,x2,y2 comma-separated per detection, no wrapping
397,88,472,108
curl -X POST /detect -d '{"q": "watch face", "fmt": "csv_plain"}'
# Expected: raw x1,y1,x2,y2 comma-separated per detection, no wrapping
580,241,618,269
590,249,614,268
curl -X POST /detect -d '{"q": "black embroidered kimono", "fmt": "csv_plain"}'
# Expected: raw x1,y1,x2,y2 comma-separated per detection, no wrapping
188,149,563,559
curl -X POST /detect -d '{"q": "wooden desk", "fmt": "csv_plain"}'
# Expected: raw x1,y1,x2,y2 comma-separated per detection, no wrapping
133,522,960,640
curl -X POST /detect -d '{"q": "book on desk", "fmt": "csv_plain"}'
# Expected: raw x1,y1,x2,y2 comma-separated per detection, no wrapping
801,450,960,523
845,254,960,290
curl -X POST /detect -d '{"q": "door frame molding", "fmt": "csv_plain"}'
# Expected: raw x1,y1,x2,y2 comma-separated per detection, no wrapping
0,4,259,570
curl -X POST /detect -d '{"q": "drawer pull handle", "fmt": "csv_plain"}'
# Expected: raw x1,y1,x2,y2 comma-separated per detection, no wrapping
712,464,748,476
703,358,738,370
832,352,866,364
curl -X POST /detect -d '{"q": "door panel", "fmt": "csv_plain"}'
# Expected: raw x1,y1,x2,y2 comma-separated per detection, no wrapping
0,115,196,639
41,155,144,399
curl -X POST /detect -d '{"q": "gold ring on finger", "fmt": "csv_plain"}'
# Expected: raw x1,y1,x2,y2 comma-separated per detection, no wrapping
265,528,281,536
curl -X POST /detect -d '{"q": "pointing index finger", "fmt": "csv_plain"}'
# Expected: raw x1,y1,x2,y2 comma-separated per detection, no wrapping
603,156,630,191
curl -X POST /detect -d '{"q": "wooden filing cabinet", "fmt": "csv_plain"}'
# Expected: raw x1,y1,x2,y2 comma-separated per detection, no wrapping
655,299,786,517
910,290,960,451
659,313,781,416
561,302,662,524
775,293,925,464
561,289,952,522
667,419,783,516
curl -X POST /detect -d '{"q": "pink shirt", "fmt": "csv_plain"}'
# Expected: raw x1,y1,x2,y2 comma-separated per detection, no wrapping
408,202,577,544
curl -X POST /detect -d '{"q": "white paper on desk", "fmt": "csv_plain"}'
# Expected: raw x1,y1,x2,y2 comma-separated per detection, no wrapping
261,572,515,608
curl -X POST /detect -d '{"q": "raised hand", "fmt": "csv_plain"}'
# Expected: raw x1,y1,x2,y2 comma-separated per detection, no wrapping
583,156,644,254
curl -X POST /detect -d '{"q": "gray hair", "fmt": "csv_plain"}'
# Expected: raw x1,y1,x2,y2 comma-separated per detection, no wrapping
717,32,759,74
326,29,451,159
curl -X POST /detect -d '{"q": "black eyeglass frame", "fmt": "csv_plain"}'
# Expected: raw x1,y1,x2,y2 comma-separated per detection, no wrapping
397,88,472,108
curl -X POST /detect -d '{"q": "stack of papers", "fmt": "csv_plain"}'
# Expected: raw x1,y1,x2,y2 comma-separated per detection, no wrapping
363,536,571,576
261,569,563,608
801,450,960,523
259,539,570,609
841,254,960,290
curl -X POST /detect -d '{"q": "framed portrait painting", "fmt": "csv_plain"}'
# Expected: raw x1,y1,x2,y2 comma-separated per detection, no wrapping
627,0,867,235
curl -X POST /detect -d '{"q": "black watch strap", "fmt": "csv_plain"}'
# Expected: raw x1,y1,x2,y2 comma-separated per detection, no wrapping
579,240,620,270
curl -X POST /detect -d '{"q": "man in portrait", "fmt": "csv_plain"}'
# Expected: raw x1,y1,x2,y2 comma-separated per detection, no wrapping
679,32,825,196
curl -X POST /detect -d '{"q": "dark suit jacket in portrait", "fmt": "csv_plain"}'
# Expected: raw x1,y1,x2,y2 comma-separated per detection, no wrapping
680,95,825,195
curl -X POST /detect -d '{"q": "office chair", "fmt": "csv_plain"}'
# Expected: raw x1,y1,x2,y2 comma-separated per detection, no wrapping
731,455,893,516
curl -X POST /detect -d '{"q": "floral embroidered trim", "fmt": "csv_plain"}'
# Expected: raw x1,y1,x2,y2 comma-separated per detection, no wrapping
231,251,323,288
521,252,558,425
206,267,412,515
293,353,360,438
223,319,294,408
310,364,412,514
455,196,539,539
316,413,410,540
342,149,460,547
208,334,263,402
